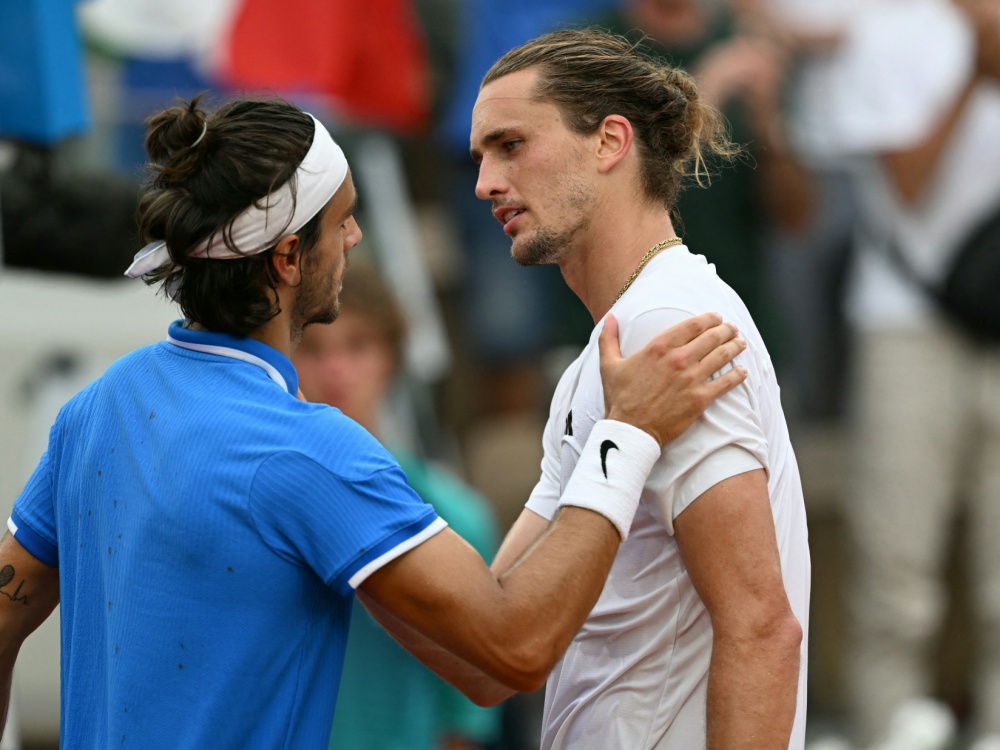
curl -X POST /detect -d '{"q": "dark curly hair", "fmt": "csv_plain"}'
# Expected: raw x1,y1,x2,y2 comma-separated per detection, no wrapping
136,96,325,336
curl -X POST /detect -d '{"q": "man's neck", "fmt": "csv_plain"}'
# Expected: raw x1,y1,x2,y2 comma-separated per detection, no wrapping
559,206,679,323
248,311,297,359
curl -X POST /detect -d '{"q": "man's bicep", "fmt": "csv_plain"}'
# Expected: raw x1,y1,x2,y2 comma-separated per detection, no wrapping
674,469,790,629
0,532,59,649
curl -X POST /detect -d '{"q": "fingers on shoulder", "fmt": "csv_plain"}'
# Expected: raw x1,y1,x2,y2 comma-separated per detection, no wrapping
598,314,621,358
667,312,724,346
706,363,749,400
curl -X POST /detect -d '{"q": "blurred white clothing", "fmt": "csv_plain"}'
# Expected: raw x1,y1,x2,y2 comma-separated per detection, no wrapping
777,1,1000,743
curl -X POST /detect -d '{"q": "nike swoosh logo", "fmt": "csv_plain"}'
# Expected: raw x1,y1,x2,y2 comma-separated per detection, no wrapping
600,439,619,479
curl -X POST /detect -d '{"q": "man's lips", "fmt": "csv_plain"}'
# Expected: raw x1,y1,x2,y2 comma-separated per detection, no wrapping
494,207,526,232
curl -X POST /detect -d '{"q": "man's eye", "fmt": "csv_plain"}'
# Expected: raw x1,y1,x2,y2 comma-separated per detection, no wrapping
503,140,522,151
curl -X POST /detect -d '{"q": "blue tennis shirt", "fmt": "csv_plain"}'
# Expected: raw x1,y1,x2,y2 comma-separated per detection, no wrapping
10,321,445,749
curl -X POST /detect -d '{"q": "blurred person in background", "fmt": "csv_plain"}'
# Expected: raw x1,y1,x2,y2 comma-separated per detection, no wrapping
294,261,501,750
768,0,1000,745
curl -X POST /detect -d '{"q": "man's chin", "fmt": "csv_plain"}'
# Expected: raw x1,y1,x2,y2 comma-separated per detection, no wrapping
511,236,559,267
511,249,535,267
307,303,340,327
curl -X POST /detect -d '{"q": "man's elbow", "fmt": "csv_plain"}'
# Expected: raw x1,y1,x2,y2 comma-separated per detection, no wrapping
463,681,518,708
494,654,552,696
775,612,803,656
487,637,560,696
753,609,803,664
458,659,544,707
720,606,803,661
503,669,549,696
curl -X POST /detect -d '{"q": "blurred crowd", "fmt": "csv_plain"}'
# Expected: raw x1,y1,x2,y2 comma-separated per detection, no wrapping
2,0,1000,748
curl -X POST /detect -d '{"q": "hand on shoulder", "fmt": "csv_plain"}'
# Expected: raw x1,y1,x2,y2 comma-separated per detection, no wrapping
598,312,747,446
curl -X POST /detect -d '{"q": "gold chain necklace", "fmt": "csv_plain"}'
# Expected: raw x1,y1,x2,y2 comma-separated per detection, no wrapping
615,237,683,302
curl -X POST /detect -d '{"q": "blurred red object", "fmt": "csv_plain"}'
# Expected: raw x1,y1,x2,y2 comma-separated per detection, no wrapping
217,0,429,134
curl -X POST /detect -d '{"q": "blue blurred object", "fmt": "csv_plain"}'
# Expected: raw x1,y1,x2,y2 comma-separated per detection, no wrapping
115,56,214,172
0,0,89,144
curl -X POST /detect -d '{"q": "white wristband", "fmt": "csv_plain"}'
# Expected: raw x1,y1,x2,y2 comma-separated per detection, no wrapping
557,420,661,540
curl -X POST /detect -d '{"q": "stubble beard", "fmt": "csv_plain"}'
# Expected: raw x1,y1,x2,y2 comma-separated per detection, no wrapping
293,263,341,338
309,298,340,326
512,175,592,267
512,227,565,267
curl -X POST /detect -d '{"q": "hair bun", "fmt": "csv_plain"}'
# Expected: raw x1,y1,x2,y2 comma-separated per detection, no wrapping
144,94,210,180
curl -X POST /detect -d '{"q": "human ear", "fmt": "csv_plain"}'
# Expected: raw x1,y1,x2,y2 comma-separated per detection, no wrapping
271,234,302,287
595,115,633,173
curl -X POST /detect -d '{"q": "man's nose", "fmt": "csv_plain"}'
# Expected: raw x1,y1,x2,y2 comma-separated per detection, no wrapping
474,159,505,201
347,218,362,250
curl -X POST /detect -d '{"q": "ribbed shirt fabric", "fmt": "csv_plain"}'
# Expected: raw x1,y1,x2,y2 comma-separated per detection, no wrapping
10,320,444,749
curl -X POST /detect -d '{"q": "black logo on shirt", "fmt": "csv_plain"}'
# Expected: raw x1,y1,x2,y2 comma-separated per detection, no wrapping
600,440,619,479
564,410,573,436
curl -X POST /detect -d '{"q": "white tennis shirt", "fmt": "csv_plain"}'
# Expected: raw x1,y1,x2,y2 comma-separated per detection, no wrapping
525,245,810,749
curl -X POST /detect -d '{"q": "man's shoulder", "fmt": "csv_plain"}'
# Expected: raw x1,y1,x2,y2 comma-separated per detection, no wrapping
281,406,400,481
56,346,157,424
96,341,168,388
616,256,757,346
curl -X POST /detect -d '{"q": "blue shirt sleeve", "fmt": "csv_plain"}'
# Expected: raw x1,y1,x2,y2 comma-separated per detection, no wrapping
10,448,59,567
249,450,441,596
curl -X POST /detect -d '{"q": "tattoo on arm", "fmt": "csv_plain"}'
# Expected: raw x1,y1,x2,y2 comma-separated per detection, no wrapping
0,565,30,605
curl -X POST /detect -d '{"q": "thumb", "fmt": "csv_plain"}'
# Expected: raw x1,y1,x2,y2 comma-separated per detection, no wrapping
599,313,622,366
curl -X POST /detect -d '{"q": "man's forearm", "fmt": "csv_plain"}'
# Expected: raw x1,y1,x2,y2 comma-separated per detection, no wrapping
705,616,802,749
0,665,11,739
0,532,61,740
358,590,516,707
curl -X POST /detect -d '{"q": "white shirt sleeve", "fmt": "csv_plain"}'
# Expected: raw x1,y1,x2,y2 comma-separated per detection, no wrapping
619,308,768,536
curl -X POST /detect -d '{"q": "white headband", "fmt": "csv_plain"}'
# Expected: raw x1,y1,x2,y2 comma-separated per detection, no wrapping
125,114,348,279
